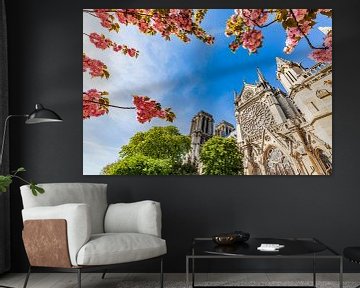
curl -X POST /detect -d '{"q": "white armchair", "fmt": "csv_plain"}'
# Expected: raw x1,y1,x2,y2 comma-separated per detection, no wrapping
20,183,166,288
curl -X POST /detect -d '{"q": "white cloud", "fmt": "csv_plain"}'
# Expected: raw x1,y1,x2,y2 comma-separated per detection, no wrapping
83,140,119,175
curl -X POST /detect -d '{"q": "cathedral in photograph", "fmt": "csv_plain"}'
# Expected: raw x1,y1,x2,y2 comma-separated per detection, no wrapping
188,57,332,175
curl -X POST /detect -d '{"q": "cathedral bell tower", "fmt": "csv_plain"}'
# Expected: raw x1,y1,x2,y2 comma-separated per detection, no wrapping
276,56,332,146
189,111,214,163
276,57,307,94
215,120,235,137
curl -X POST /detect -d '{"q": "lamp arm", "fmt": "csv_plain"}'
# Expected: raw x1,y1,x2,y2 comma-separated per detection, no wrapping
0,114,28,169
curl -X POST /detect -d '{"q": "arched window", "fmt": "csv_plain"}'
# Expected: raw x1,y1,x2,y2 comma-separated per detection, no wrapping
265,147,295,175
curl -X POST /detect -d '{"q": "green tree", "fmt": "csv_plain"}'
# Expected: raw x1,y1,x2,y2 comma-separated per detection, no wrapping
102,126,194,175
102,154,173,175
200,136,243,175
120,126,190,162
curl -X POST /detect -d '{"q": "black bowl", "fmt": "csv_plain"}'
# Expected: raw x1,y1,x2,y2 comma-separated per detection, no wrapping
212,234,237,245
233,230,250,242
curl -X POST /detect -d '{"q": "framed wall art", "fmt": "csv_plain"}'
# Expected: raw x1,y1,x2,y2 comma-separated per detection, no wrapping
83,9,332,175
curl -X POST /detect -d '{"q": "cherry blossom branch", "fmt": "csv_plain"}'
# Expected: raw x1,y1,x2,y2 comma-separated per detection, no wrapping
256,18,277,28
83,9,159,20
83,10,99,19
241,13,277,28
83,99,135,110
289,9,327,50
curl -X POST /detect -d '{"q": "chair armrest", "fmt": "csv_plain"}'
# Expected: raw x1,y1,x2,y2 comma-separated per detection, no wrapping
104,200,162,237
22,203,91,266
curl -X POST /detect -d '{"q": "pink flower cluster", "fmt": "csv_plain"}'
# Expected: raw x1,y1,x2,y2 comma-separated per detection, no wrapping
113,44,138,57
225,9,266,53
236,9,268,27
133,96,175,123
292,9,308,21
88,33,139,57
94,9,113,29
309,31,332,63
83,89,109,119
115,9,140,25
89,33,112,50
241,29,263,53
284,20,312,54
92,9,214,45
83,54,108,78
229,41,240,52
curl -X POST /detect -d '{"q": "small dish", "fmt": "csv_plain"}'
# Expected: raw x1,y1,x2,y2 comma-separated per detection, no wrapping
212,233,237,245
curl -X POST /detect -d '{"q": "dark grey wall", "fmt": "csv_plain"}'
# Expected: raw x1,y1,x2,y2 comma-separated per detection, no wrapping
5,0,360,273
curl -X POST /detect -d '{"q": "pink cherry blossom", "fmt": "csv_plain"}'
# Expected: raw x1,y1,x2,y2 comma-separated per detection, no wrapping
237,9,268,27
241,29,263,53
284,20,312,54
94,9,113,29
133,96,175,123
309,31,332,63
87,33,139,57
83,89,109,119
292,9,308,21
83,54,108,78
89,33,112,50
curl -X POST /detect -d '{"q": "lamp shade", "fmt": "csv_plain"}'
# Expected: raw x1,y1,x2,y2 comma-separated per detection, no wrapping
25,104,63,124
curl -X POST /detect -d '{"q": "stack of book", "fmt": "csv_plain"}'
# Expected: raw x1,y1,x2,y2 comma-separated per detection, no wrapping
257,243,285,252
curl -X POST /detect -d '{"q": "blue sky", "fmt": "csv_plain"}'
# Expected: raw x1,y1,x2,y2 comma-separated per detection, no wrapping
83,9,332,175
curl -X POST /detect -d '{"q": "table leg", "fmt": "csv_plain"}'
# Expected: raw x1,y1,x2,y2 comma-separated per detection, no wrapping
339,257,343,288
186,257,189,288
313,254,316,287
192,257,195,288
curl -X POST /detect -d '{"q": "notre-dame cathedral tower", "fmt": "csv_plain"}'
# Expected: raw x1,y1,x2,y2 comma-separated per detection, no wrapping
189,111,214,163
235,59,332,175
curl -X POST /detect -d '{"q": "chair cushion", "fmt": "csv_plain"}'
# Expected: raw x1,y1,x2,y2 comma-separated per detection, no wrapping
76,233,167,266
105,201,162,237
344,247,360,263
20,183,108,234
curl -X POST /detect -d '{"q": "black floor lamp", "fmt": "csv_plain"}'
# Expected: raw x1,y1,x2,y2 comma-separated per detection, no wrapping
0,103,62,288
0,103,63,167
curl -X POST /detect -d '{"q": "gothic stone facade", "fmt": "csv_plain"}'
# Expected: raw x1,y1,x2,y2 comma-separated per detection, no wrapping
235,58,332,175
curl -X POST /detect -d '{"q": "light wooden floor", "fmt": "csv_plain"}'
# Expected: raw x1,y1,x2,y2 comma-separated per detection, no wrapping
0,273,360,288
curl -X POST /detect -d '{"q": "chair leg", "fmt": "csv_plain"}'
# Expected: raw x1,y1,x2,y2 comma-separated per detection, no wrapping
101,270,107,279
77,269,81,288
23,266,31,288
160,257,164,288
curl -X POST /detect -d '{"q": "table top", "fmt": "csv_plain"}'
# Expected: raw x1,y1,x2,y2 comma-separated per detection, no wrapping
190,237,340,258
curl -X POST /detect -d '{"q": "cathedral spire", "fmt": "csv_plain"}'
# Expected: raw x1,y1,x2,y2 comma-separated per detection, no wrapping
276,56,306,93
233,90,237,101
276,57,291,70
256,67,266,83
276,57,303,70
